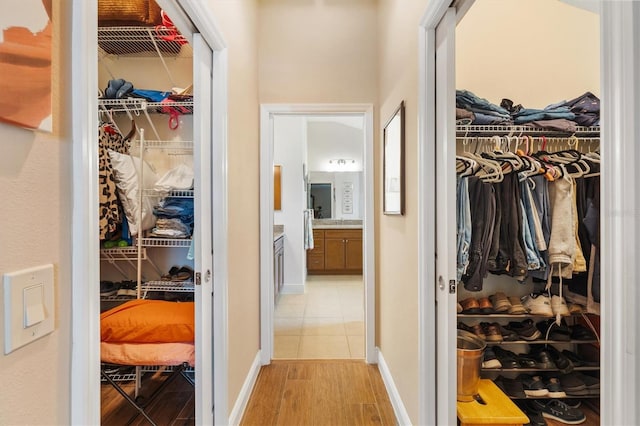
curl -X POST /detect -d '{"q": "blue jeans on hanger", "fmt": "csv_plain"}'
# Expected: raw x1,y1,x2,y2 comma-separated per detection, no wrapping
457,177,472,282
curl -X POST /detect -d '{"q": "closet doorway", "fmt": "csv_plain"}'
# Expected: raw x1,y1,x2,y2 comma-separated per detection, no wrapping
419,1,638,425
259,104,375,364
70,1,228,425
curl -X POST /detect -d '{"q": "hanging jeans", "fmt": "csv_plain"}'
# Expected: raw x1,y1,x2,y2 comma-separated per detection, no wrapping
457,177,472,282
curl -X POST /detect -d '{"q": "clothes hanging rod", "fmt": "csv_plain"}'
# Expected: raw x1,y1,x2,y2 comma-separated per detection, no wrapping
456,124,600,137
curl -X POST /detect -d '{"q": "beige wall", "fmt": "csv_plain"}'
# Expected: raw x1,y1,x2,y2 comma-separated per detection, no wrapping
457,0,599,108
377,0,430,422
209,0,261,416
0,0,73,424
258,0,378,104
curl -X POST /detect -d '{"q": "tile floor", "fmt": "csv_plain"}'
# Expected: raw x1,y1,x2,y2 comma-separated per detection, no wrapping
273,275,364,359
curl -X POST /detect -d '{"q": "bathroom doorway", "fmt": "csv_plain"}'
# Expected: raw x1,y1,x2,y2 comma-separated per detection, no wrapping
259,104,375,364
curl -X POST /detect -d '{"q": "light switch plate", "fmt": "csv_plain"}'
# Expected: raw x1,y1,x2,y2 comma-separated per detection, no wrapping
3,264,55,354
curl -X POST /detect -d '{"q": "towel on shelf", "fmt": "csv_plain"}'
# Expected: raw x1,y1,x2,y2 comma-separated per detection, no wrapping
304,209,314,250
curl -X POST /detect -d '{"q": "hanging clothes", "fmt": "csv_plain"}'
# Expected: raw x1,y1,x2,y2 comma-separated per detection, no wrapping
98,122,133,240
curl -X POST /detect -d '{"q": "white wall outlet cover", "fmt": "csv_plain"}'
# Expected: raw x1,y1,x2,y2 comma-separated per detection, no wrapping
3,264,55,354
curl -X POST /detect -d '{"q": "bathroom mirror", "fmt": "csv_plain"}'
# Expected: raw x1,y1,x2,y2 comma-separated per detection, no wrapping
383,101,405,215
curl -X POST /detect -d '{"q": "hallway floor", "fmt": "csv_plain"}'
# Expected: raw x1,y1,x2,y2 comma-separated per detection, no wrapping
274,275,364,359
240,360,396,426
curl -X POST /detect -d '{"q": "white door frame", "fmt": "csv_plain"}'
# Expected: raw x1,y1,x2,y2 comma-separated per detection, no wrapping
70,1,229,424
418,1,640,425
259,104,376,364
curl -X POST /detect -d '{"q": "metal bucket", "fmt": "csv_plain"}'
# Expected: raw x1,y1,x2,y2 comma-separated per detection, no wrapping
457,329,486,402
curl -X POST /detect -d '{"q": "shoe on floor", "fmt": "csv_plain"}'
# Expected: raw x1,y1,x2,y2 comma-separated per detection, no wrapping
515,400,547,426
531,399,586,424
521,293,554,317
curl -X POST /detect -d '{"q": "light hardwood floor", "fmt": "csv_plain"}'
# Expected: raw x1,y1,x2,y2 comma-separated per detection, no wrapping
240,360,396,426
274,275,364,359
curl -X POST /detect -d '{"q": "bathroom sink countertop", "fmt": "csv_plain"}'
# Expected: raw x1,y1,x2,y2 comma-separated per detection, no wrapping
312,220,363,229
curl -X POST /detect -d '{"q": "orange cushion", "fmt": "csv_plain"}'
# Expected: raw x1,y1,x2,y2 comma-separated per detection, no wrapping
101,299,194,343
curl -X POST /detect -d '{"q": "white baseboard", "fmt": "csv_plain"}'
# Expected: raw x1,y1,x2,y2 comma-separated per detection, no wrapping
281,283,304,294
377,348,412,426
228,351,262,426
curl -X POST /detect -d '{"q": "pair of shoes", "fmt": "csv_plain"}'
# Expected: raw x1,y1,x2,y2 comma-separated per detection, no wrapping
494,375,526,398
459,297,494,314
545,345,574,374
560,372,599,396
561,350,599,367
116,280,137,297
508,296,528,314
482,348,502,369
537,318,572,341
506,319,542,341
528,348,557,369
490,292,511,312
479,322,503,342
492,347,518,369
517,374,548,397
161,265,194,282
521,293,554,316
570,324,597,340
543,375,567,398
458,322,486,340
515,400,546,426
531,399,586,425
100,281,119,297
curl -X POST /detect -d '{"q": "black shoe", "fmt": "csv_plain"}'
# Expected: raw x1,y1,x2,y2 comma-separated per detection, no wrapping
517,374,549,397
506,319,542,341
545,345,574,374
542,375,567,398
561,350,599,367
570,324,597,340
494,375,526,398
531,399,586,425
559,373,589,396
516,353,538,369
492,346,519,369
516,401,547,426
573,372,600,394
528,347,557,370
537,319,571,341
100,280,118,297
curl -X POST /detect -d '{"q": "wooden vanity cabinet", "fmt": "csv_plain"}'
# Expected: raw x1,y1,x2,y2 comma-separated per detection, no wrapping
307,228,362,274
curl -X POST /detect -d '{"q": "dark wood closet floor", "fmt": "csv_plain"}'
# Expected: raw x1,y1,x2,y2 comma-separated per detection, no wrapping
101,371,195,425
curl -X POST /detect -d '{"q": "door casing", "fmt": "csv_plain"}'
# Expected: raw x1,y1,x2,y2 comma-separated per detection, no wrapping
259,104,376,364
70,1,229,424
418,1,640,425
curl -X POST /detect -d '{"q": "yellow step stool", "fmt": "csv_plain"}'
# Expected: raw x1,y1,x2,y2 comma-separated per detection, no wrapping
457,379,529,426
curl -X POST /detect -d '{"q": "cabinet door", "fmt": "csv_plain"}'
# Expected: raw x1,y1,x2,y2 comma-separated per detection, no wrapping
345,237,362,271
325,237,346,270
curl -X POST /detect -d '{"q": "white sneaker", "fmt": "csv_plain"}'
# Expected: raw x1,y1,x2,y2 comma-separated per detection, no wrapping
550,295,570,316
521,293,553,317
